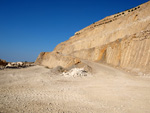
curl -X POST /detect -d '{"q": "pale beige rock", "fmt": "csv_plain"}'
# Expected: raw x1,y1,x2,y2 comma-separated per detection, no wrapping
54,1,150,55
35,52,81,68
35,1,150,74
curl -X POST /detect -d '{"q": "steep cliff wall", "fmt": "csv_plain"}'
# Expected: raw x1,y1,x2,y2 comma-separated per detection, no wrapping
69,30,150,73
35,1,150,74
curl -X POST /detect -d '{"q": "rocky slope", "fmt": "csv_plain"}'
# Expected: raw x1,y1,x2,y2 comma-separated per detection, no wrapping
0,59,7,66
0,59,7,69
35,1,150,75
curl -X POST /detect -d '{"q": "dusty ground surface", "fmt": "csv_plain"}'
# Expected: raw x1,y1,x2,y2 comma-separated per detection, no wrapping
0,61,150,113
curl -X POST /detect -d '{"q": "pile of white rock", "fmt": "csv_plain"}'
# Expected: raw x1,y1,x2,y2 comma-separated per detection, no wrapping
5,62,34,68
62,68,91,77
6,62,23,68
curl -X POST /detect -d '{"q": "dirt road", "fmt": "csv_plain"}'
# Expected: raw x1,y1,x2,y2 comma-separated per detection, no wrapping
0,62,150,113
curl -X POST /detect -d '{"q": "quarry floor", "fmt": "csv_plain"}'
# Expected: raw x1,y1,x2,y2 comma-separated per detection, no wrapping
0,62,150,113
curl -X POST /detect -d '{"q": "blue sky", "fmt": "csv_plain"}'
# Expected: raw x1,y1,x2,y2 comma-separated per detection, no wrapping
0,0,148,62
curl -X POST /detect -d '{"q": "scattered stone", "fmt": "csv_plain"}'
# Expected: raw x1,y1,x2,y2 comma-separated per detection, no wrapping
67,62,92,73
62,68,91,77
5,62,34,69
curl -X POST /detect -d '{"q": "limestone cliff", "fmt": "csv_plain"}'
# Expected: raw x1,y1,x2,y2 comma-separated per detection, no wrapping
35,1,150,74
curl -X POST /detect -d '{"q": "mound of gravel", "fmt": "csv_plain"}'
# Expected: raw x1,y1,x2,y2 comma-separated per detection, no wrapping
62,68,91,77
51,66,67,74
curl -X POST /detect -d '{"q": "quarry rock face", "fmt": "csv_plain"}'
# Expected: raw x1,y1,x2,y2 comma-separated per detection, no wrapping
35,1,150,74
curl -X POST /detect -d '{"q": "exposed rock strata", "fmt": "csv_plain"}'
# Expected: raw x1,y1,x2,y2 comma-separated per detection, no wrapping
35,1,150,74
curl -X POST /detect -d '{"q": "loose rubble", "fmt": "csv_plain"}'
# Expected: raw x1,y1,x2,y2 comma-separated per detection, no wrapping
61,68,91,77
0,62,34,70
5,62,34,69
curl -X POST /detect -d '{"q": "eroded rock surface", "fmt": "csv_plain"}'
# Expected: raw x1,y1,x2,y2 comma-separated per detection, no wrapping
35,1,150,75
35,52,81,68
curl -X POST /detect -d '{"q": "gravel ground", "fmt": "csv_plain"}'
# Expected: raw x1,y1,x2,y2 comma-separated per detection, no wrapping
0,61,150,113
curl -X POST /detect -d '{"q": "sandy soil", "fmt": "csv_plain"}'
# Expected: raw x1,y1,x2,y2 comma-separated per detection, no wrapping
0,61,150,113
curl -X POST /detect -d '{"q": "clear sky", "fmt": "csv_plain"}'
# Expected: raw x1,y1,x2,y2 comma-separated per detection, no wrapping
0,0,148,62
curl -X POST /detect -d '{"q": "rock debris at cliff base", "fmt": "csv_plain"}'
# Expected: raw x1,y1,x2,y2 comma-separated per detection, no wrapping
61,68,91,77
